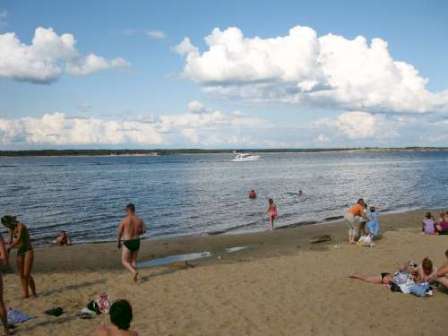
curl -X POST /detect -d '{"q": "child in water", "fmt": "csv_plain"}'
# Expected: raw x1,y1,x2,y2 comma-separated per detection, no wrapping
266,199,278,231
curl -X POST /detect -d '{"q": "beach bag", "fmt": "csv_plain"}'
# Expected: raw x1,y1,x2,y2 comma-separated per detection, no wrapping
357,235,374,247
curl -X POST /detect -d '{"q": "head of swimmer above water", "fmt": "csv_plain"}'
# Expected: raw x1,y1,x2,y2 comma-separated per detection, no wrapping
1,215,19,230
126,203,136,216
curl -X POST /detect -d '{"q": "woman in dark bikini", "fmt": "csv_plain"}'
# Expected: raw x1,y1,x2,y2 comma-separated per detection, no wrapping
1,216,37,299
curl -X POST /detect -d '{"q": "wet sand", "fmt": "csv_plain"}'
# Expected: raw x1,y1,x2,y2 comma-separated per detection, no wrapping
3,209,448,335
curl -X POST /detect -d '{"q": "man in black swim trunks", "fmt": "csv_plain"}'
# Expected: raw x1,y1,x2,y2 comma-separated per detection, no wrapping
117,204,146,282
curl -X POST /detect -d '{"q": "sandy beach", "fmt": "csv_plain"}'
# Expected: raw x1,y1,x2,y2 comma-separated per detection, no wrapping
3,209,448,335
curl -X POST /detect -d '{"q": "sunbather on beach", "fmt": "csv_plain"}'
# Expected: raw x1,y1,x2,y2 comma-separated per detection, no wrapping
349,260,421,285
344,199,367,244
0,233,10,335
117,204,146,282
93,299,138,336
434,249,448,288
1,215,37,299
266,198,278,231
435,211,448,235
422,212,436,235
415,257,437,283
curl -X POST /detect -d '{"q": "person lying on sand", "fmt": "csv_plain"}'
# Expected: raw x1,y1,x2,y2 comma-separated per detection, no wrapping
117,203,146,282
434,249,448,288
53,231,71,246
1,215,37,299
349,258,432,285
93,299,138,336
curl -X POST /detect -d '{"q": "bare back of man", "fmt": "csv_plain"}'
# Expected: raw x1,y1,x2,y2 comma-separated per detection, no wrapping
117,204,145,282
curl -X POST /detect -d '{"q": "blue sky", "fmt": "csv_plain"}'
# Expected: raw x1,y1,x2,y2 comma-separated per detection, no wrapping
0,0,447,148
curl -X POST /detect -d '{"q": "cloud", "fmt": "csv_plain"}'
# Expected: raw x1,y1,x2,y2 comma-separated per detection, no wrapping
0,113,162,146
0,27,129,83
0,102,267,147
146,30,166,40
176,25,448,114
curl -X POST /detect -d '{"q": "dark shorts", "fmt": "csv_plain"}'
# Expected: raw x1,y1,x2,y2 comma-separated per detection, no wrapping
123,239,140,252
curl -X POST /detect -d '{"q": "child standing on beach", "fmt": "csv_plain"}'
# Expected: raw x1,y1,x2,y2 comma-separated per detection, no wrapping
366,206,380,238
266,199,278,231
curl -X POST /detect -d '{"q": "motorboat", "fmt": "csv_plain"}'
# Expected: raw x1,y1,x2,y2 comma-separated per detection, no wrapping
232,151,260,162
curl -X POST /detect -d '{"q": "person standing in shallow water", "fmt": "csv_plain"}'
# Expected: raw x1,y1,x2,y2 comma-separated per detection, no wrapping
117,204,146,282
1,215,37,299
266,198,278,231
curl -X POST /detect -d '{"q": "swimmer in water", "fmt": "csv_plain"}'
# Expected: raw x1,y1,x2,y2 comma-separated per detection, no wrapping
117,204,146,282
248,190,257,199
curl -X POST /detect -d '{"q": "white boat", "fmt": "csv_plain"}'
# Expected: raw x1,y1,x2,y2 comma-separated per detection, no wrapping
232,151,260,162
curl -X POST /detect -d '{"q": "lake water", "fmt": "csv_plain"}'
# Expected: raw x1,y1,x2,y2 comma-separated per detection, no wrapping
1,151,447,245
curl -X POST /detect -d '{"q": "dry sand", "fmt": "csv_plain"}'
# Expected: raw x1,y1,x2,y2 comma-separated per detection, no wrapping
3,210,448,335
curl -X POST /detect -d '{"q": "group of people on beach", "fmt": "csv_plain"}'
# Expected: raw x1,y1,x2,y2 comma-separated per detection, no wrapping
422,211,448,235
344,198,380,244
0,206,143,335
350,249,448,295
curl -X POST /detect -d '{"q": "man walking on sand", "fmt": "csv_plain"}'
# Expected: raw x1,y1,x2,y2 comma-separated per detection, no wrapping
117,203,146,282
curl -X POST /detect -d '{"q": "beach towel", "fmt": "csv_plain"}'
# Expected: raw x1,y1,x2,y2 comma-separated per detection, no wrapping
392,272,415,294
7,308,32,324
409,283,433,297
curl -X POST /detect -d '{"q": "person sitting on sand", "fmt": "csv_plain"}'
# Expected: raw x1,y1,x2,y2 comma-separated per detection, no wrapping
248,190,257,199
117,204,146,282
53,231,71,246
416,257,437,283
266,198,278,231
435,212,448,235
0,233,11,335
344,199,367,244
93,299,138,336
434,249,448,288
366,206,380,238
1,215,37,298
422,212,436,235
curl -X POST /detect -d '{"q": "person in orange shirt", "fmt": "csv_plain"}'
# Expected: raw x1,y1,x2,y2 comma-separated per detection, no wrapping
344,198,367,244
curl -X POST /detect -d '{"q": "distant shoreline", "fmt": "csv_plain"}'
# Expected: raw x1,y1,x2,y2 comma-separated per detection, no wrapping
1,147,448,157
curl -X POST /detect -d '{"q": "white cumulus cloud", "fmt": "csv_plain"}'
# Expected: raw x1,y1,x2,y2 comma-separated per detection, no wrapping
176,25,448,114
0,102,267,147
0,113,162,146
0,27,129,83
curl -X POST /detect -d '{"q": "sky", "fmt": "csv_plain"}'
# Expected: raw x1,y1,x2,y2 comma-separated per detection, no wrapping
0,0,447,149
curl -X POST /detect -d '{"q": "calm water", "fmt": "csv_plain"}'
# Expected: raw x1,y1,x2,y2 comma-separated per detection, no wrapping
1,151,448,245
